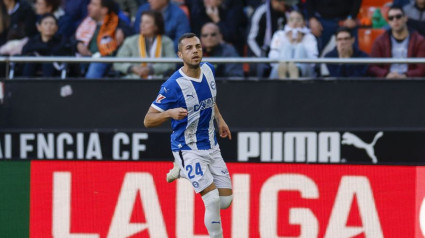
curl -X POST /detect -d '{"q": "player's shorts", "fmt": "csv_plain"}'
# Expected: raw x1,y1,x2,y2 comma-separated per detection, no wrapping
172,145,232,193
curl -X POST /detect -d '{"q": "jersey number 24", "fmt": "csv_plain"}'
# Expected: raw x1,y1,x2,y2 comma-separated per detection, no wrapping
186,162,204,179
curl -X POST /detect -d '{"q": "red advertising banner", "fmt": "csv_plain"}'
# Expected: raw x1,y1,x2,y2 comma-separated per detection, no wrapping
416,167,425,238
30,161,425,238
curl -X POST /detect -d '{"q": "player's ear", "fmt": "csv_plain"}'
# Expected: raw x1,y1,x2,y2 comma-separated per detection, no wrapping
177,51,182,59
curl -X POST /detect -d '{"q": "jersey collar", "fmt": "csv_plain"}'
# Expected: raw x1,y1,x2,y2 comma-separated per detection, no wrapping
179,68,203,82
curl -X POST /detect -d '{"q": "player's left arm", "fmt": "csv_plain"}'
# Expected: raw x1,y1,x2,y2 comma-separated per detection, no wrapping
214,104,231,140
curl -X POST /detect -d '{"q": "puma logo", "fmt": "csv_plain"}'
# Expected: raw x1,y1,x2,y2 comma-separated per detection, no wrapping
341,132,383,164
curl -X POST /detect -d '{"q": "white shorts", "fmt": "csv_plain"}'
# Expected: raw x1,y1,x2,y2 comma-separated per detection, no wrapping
172,145,232,193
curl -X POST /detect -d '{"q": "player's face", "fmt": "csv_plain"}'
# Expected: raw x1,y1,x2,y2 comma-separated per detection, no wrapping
178,37,203,68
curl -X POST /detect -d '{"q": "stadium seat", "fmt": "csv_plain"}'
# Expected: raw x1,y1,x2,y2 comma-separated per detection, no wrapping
358,28,385,54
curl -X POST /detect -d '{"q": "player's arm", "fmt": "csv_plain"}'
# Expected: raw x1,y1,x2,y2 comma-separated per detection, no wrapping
214,104,231,140
144,106,188,128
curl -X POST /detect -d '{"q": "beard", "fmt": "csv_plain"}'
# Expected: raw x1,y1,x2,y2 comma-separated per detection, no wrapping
185,58,201,68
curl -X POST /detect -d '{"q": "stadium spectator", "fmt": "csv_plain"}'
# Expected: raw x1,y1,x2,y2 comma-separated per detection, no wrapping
60,0,90,38
323,27,369,77
114,10,176,79
247,0,289,58
243,0,264,18
200,22,244,78
404,0,425,36
368,6,425,78
268,10,318,79
73,0,132,78
0,1,9,46
34,0,66,36
186,0,247,56
61,0,132,37
133,0,190,51
0,0,37,51
394,0,412,7
247,0,292,77
34,0,64,19
21,14,72,77
306,0,361,53
115,0,139,20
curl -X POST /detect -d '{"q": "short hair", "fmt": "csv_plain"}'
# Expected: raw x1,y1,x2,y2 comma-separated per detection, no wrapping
101,0,118,14
44,0,62,12
178,32,197,51
37,13,58,25
388,5,405,15
335,27,353,38
289,10,304,18
141,10,165,35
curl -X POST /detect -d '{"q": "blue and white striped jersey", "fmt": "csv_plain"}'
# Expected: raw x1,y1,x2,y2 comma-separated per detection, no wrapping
151,62,218,151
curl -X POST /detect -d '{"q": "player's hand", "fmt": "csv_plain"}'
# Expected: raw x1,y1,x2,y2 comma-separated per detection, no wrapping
167,108,188,120
218,120,232,140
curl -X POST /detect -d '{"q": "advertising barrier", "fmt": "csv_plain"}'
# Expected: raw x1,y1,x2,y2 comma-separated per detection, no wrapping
1,131,425,165
26,161,425,238
2,79,425,130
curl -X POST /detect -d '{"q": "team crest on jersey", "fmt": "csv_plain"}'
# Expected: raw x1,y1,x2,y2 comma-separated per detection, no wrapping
210,81,216,90
156,94,166,103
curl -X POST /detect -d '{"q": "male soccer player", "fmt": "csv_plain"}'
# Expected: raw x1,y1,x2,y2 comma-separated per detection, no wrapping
144,33,233,238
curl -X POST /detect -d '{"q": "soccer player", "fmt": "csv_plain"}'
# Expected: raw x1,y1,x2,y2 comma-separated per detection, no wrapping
144,33,233,238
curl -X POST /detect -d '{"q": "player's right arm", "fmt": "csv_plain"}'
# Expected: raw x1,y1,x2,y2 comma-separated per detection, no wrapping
144,107,188,128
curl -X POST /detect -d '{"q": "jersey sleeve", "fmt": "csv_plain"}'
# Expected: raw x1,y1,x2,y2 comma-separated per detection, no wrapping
151,81,178,112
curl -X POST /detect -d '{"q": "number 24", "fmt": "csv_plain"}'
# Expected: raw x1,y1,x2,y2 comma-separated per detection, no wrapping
186,163,203,179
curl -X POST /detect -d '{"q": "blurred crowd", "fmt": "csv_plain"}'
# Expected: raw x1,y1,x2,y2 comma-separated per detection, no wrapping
0,0,424,79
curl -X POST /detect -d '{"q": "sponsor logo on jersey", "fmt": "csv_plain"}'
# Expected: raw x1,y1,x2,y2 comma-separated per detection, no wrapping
156,94,166,103
194,97,215,112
